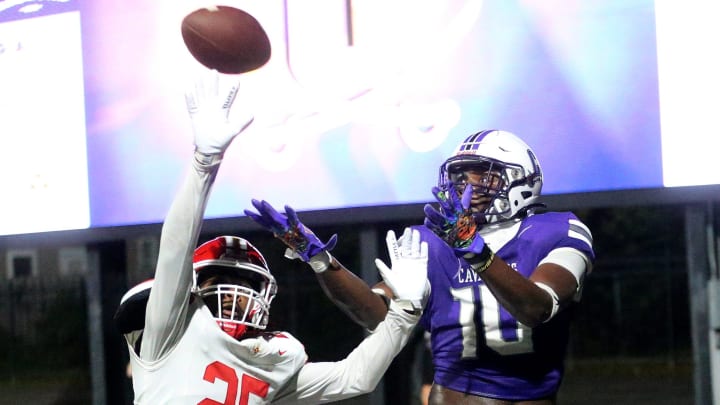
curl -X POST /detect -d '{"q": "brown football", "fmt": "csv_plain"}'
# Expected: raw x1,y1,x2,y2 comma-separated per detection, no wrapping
181,6,271,74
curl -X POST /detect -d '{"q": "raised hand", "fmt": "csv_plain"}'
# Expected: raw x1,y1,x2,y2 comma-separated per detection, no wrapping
423,184,492,271
185,70,254,155
244,199,337,262
424,183,478,247
374,228,430,314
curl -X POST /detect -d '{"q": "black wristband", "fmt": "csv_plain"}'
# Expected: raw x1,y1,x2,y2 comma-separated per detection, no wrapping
465,245,495,274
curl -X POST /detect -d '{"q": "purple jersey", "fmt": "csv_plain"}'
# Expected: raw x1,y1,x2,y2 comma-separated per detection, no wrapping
417,212,594,400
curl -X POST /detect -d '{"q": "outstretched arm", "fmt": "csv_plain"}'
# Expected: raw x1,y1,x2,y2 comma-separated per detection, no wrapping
141,71,253,361
313,257,390,330
244,200,389,330
273,228,429,404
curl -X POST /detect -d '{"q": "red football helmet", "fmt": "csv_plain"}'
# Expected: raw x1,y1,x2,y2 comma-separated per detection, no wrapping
192,236,277,339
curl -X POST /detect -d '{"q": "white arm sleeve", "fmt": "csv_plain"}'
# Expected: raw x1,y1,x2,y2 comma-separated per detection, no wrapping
141,152,221,362
272,300,420,404
538,247,592,298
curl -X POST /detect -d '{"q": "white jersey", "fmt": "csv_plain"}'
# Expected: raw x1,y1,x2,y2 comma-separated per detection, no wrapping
126,152,420,404
130,300,308,404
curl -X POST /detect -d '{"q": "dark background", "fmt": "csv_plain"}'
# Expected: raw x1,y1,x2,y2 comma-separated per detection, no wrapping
0,202,701,404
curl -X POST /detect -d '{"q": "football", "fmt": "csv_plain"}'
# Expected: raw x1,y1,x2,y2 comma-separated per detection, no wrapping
181,6,271,74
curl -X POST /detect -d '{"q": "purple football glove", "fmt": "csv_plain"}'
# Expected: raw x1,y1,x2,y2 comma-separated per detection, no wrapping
423,184,457,236
423,184,486,257
244,199,337,262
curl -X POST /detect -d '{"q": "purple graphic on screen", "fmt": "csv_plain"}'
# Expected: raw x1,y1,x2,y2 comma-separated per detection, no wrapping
79,0,661,228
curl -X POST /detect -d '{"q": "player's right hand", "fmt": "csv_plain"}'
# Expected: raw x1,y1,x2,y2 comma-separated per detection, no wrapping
185,69,254,155
244,199,337,263
375,228,429,314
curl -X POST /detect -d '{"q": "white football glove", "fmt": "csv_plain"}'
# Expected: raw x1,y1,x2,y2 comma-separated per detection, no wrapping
185,70,254,155
375,228,430,314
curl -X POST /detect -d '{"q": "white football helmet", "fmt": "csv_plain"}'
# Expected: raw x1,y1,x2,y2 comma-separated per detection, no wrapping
193,236,277,339
438,130,543,224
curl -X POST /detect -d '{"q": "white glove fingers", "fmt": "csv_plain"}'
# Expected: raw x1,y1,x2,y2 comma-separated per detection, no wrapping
194,69,219,104
397,227,411,256
194,75,207,103
187,71,212,112
374,258,395,290
184,72,205,114
222,80,240,118
398,227,422,258
410,228,421,257
187,69,252,155
385,230,400,265
184,91,198,114
224,77,254,134
377,228,429,312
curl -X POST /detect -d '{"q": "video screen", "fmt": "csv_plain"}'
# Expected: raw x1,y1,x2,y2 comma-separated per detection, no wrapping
0,1,89,235
0,0,717,235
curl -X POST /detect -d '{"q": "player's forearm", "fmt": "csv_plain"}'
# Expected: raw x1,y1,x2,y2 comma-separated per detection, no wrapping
316,257,388,330
290,300,419,403
479,256,553,327
158,152,221,253
155,152,221,287
143,152,221,358
337,300,419,390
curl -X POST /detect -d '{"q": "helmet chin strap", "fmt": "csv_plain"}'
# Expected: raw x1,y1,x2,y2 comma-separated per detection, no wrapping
217,320,248,339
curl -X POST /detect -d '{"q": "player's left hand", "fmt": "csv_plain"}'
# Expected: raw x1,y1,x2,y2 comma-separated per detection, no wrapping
375,228,430,314
425,184,493,271
185,70,254,155
424,183,479,249
244,199,338,263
